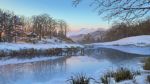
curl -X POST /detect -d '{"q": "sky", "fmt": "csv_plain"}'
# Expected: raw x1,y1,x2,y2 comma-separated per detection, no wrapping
0,0,110,32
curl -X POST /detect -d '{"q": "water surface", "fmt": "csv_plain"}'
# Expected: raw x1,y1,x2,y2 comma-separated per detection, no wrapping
0,47,147,84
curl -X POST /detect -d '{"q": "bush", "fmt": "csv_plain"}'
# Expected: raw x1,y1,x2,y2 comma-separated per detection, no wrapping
67,74,92,84
143,57,150,70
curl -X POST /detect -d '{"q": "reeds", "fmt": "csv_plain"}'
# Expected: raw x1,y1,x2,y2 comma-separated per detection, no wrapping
143,57,150,70
67,74,93,84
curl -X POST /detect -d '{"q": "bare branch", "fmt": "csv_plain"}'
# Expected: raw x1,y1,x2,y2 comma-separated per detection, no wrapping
73,0,150,21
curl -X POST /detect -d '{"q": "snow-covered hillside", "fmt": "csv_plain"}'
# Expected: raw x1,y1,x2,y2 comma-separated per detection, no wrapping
87,35,150,55
91,35,150,47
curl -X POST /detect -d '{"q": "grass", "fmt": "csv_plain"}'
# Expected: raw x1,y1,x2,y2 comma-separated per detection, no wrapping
67,74,92,84
100,72,114,84
143,57,150,70
67,67,143,84
146,75,150,83
0,48,81,57
67,68,140,84
113,67,134,82
100,67,140,83
101,75,109,84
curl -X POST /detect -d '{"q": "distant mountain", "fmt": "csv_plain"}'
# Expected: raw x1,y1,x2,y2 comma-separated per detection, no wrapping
68,28,98,37
69,28,106,42
90,30,105,38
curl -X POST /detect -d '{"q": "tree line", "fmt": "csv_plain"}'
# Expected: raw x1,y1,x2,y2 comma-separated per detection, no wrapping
103,18,150,41
81,18,150,43
0,8,68,42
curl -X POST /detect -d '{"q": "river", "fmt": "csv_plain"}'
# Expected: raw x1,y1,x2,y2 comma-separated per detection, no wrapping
0,47,148,84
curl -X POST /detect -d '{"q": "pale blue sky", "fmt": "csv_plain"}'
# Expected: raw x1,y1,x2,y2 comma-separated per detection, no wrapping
0,0,110,31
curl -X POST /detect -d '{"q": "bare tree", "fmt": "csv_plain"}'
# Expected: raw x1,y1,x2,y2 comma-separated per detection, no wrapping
0,8,70,43
51,19,58,37
0,9,3,42
73,0,150,21
58,20,68,38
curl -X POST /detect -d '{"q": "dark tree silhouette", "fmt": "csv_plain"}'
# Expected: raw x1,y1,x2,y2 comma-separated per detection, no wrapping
73,0,150,21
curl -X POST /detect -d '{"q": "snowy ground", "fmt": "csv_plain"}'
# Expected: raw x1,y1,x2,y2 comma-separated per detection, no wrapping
87,35,150,55
90,35,150,47
0,37,83,51
83,35,150,84
95,46,150,55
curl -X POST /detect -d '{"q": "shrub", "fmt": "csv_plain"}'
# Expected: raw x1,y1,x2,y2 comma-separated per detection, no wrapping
67,74,92,84
143,57,150,70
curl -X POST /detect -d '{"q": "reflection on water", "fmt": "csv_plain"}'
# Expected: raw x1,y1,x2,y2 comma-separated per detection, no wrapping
85,48,146,64
0,56,69,84
0,47,146,84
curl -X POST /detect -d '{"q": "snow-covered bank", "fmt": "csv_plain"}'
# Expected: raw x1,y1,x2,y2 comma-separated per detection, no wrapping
0,42,83,51
86,35,150,55
0,56,62,66
90,35,150,47
97,46,150,55
0,37,83,51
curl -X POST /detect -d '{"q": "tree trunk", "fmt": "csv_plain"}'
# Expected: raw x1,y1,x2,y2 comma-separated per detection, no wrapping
0,32,1,42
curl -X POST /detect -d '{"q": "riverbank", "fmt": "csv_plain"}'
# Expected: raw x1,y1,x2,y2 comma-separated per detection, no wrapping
86,35,150,55
88,35,150,47
0,39,83,57
0,42,83,51
66,57,150,84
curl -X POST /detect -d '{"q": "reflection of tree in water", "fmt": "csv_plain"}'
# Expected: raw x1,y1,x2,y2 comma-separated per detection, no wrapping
85,48,145,64
32,56,69,82
0,56,70,84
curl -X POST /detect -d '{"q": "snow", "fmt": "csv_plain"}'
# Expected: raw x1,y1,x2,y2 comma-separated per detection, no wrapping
0,38,83,51
0,43,82,51
0,35,150,84
96,46,150,55
87,35,150,55
0,56,62,66
91,35,150,47
37,37,66,44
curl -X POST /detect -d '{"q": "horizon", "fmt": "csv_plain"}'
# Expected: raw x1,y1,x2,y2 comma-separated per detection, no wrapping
0,0,110,32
